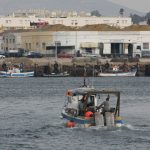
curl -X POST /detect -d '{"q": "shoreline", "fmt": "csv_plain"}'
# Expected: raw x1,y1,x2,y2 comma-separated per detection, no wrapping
0,57,150,77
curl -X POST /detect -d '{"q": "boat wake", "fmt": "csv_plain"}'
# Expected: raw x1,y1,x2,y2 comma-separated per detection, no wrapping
115,123,150,132
66,123,150,133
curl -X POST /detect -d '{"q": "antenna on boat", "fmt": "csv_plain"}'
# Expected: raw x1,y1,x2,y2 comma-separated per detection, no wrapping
91,64,95,88
83,66,87,87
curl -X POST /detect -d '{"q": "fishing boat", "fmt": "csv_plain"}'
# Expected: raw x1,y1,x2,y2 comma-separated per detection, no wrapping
0,68,34,77
98,70,137,77
61,81,123,128
43,72,70,77
98,65,137,77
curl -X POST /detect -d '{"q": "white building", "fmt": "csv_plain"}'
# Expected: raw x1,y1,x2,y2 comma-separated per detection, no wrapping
0,15,132,30
0,33,3,50
2,31,22,50
46,31,150,57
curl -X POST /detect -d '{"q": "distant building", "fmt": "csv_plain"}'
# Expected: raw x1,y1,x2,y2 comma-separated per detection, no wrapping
0,13,132,30
0,32,3,50
2,24,150,58
46,30,150,58
2,31,22,50
21,30,54,54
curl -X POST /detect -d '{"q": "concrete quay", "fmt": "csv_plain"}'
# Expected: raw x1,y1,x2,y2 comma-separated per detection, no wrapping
0,57,150,76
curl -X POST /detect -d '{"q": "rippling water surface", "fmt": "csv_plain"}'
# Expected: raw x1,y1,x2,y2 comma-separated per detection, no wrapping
0,77,150,150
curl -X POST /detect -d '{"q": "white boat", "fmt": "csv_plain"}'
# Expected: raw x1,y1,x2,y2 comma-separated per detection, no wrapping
0,68,34,77
61,81,123,128
98,65,137,77
98,70,137,77
43,72,70,77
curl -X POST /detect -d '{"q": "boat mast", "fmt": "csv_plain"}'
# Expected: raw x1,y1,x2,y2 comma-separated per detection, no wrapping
55,41,58,61
83,66,87,87
91,64,95,88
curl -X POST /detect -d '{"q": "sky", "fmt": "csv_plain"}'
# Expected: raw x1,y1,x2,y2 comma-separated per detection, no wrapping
0,0,149,16
109,0,150,13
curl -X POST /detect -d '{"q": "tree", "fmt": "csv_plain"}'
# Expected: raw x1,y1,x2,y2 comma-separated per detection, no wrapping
119,8,124,17
130,12,150,24
130,13,144,24
91,10,101,17
147,18,150,25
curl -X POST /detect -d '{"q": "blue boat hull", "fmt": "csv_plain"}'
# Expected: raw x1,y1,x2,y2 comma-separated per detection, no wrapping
0,71,34,77
61,110,94,124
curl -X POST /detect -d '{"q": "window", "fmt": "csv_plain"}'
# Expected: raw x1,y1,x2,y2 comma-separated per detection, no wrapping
137,46,141,50
85,48,92,53
5,20,11,23
52,20,55,24
143,43,149,49
104,20,109,23
71,20,74,25
42,42,46,50
85,20,89,24
29,43,31,49
25,43,28,49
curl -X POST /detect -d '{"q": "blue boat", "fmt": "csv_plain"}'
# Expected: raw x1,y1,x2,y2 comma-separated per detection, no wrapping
0,68,34,77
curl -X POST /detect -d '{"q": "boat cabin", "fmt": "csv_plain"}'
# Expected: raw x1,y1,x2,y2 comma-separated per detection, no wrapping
65,87,98,116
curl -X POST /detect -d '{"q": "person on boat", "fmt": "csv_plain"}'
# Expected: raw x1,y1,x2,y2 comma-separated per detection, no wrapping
78,95,87,116
96,96,110,125
2,62,7,71
97,96,110,113
104,61,110,72
53,61,59,74
122,62,129,72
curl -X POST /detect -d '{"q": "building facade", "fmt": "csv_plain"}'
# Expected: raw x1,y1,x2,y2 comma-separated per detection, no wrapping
21,31,54,54
2,29,150,58
2,32,22,50
47,31,150,57
0,16,132,30
0,32,3,50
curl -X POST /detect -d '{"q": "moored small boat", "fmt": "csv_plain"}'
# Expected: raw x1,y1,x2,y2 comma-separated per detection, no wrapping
43,72,70,77
98,65,137,77
98,70,137,77
0,68,34,77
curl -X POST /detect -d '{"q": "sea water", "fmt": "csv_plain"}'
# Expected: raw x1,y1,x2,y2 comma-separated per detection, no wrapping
0,77,149,150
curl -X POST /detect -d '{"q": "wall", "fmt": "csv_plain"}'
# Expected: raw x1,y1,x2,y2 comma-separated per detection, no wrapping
2,32,22,50
0,16,132,29
51,31,150,56
21,31,54,53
